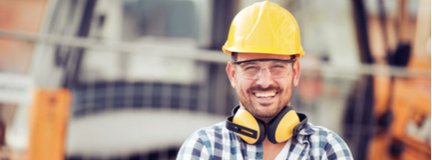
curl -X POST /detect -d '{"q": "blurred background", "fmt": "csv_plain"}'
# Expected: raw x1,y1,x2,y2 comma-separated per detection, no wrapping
0,0,430,159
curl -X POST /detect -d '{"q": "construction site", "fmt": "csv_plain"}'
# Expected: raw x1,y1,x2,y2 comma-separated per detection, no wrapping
0,0,430,159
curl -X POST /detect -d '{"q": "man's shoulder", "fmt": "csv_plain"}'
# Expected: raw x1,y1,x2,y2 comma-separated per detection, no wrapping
302,122,339,138
193,121,227,136
177,121,232,159
298,123,348,147
301,123,353,159
185,121,230,143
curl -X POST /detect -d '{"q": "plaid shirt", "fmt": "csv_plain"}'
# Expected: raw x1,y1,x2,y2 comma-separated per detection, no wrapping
177,121,353,160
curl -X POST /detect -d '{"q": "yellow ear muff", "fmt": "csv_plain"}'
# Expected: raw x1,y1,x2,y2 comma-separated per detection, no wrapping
232,107,262,144
225,106,266,144
267,107,300,143
226,106,307,144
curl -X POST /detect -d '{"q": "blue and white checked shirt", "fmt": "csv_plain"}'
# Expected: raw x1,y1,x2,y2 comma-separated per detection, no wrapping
177,121,353,160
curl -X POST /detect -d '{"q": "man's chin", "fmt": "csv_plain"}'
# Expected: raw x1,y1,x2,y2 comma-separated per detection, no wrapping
251,104,280,119
253,102,277,110
257,102,272,107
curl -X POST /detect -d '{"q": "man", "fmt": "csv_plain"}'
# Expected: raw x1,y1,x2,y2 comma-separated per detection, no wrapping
177,1,353,159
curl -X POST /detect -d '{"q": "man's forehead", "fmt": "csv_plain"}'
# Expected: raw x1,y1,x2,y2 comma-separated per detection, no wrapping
236,52,293,61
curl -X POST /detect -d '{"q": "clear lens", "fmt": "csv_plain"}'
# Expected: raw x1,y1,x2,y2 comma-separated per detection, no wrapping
237,61,292,79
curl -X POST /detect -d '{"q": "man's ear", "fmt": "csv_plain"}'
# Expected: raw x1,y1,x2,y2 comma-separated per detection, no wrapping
293,60,301,86
226,62,237,88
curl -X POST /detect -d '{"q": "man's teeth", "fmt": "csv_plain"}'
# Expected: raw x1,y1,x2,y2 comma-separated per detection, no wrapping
255,92,276,97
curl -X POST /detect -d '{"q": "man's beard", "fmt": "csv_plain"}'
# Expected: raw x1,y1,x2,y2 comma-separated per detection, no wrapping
238,85,291,120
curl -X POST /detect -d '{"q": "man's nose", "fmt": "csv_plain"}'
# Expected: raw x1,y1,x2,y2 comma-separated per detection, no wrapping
255,68,274,88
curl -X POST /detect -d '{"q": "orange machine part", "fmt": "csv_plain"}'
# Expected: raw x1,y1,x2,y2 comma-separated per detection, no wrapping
27,88,71,160
367,0,431,159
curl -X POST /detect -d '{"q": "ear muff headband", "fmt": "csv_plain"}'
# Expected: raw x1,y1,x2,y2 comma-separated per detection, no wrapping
225,106,265,144
226,106,308,144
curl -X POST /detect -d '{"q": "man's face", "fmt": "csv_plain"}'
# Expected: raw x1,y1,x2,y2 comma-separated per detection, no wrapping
226,53,301,122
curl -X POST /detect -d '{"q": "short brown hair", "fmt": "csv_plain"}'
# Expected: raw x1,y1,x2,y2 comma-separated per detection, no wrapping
231,52,238,62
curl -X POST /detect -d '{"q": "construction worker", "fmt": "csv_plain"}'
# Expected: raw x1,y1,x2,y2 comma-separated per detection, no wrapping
177,1,352,159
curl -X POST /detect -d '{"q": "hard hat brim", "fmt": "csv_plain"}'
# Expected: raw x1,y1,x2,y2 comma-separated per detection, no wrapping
222,46,305,58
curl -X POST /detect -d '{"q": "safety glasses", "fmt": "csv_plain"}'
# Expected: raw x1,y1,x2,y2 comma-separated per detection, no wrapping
233,59,296,80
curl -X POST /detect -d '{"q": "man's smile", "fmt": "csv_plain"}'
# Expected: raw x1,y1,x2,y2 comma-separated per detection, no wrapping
253,92,277,98
251,91,279,105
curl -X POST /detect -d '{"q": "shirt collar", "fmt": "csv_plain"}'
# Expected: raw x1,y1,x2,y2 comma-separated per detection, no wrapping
295,122,316,144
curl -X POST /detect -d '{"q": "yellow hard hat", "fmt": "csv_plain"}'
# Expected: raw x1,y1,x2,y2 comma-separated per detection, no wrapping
222,1,305,58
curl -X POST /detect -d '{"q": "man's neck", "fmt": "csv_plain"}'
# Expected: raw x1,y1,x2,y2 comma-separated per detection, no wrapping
262,137,286,160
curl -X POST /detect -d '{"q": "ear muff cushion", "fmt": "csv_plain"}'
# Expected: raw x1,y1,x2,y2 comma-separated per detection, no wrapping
267,107,300,143
232,107,266,144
